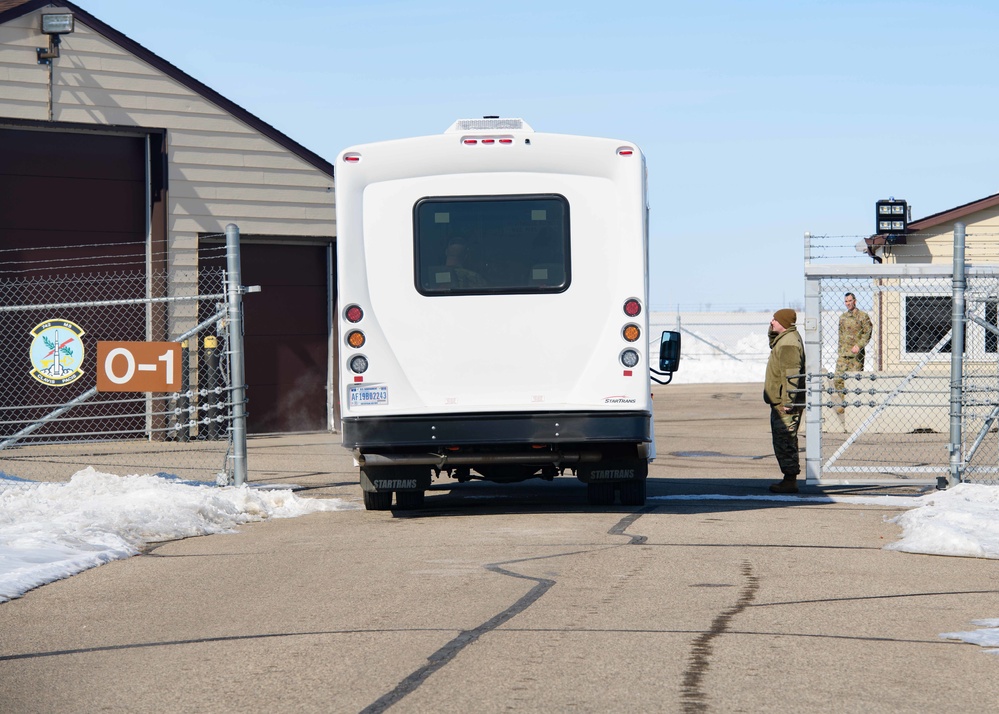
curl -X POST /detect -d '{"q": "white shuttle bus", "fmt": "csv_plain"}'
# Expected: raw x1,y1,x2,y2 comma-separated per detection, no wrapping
335,117,679,510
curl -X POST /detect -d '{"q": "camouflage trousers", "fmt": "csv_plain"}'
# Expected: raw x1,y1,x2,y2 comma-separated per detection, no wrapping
770,407,802,477
834,355,865,402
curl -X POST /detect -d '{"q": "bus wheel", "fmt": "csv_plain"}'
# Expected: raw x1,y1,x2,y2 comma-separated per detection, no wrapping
363,490,393,511
619,479,646,506
587,482,615,506
395,490,425,510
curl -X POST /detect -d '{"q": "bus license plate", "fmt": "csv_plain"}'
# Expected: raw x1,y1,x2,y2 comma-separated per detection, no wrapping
349,384,388,407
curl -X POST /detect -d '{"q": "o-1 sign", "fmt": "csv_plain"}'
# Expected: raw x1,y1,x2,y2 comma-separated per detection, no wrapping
97,341,182,393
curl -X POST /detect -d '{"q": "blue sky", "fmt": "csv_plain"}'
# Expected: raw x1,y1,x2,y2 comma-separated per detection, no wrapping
79,0,999,310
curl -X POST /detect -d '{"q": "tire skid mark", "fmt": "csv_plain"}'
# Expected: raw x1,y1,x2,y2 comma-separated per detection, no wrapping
681,561,759,713
609,505,658,544
361,508,654,712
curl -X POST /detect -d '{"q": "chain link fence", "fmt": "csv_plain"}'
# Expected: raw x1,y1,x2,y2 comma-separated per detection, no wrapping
804,230,999,486
0,231,248,484
956,270,999,484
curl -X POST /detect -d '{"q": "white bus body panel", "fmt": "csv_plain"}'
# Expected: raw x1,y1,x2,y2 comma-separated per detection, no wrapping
336,129,651,423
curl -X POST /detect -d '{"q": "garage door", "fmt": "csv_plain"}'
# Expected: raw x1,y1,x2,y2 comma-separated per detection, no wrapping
0,127,152,436
0,128,152,260
201,242,332,433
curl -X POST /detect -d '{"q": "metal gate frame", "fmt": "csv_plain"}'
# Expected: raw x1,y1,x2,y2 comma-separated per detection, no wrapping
804,224,999,487
0,224,251,486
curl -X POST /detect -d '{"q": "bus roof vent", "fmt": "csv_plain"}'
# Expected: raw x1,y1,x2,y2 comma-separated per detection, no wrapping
445,117,533,133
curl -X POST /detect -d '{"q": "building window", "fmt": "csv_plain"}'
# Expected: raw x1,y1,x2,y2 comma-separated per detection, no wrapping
905,296,957,353
987,301,998,353
903,296,999,355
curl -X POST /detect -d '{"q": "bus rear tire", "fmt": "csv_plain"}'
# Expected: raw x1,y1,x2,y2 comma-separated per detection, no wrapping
363,490,393,511
587,482,615,506
619,479,646,506
394,490,425,510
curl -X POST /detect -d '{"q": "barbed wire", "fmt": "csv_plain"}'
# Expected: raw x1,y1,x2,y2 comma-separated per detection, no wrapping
0,240,147,255
0,245,231,276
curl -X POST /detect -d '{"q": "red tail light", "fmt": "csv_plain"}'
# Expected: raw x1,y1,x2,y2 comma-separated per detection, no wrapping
623,299,641,317
345,305,363,323
461,135,514,146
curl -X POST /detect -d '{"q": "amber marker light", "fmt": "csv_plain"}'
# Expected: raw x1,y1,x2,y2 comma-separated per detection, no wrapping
623,324,641,342
347,330,365,348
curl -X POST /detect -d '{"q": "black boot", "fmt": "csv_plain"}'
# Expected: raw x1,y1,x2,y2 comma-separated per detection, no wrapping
769,477,798,494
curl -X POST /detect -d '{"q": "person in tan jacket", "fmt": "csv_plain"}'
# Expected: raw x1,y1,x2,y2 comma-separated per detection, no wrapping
764,308,806,493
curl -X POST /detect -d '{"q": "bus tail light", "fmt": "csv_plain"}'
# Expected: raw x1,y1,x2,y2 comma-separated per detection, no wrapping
623,299,641,317
349,355,369,374
620,349,640,368
345,305,364,323
347,330,365,348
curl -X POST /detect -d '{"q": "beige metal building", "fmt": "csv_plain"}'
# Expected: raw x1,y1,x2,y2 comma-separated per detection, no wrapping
0,0,338,433
871,192,999,265
827,195,999,435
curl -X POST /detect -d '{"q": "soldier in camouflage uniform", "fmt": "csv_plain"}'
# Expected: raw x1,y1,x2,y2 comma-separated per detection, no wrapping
834,293,873,413
764,308,806,493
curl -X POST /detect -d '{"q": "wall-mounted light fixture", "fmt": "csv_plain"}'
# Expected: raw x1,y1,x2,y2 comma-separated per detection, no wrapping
37,12,75,65
876,197,908,235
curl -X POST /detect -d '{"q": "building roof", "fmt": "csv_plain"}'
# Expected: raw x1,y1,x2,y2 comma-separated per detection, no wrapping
907,191,999,232
0,0,334,177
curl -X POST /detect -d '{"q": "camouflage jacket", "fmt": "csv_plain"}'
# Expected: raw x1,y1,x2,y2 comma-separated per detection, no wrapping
838,308,873,359
764,325,805,408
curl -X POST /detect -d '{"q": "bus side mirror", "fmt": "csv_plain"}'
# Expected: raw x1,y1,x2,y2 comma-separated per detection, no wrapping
659,330,681,373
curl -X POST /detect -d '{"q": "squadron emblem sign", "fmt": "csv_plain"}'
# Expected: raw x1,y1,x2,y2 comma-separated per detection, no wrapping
29,319,86,386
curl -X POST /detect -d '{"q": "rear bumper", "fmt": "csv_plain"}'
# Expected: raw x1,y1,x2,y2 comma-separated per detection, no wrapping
341,410,652,449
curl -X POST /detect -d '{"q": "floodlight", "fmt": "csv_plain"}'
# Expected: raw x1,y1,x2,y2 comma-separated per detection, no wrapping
41,13,74,34
875,198,908,237
37,13,75,64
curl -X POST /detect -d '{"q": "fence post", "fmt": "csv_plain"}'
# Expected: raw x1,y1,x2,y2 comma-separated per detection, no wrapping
225,223,249,487
946,222,966,489
803,273,822,484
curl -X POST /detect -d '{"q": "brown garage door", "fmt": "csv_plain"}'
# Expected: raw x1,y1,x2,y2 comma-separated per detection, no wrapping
0,128,150,258
201,242,331,433
0,127,152,438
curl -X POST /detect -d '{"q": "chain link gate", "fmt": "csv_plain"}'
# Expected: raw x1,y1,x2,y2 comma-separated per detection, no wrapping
957,268,999,485
0,226,250,485
804,234,999,486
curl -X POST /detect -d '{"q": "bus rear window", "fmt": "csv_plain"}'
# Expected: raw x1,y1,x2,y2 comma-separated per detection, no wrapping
415,195,570,295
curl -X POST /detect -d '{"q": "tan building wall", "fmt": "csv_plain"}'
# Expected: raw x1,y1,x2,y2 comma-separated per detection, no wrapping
882,206,999,265
0,9,334,237
0,6,334,337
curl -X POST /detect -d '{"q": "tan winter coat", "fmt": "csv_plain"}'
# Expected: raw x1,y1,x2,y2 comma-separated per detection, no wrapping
764,325,806,409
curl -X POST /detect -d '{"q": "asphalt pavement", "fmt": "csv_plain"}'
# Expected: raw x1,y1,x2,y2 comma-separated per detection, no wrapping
3,383,993,714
